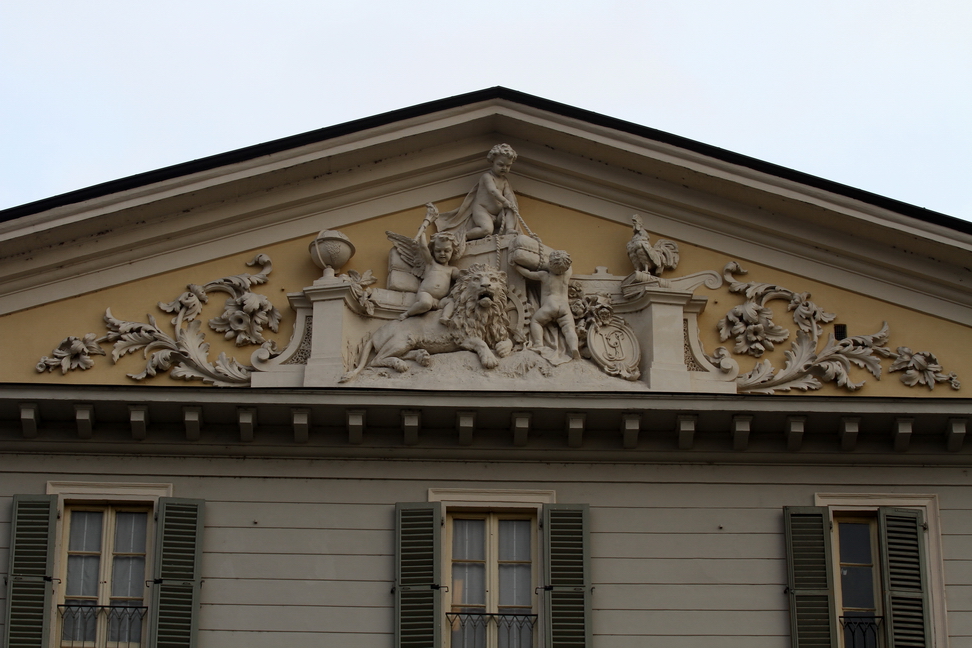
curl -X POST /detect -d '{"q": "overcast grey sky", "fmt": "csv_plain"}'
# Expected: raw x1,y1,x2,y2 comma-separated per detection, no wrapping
2,1,970,221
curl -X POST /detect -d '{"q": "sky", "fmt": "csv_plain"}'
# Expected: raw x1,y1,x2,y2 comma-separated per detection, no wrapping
2,1,970,221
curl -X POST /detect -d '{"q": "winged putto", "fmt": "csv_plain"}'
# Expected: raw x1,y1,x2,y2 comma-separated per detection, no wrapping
386,203,466,320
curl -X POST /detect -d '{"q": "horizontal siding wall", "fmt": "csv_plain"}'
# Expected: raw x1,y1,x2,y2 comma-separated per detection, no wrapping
0,455,971,647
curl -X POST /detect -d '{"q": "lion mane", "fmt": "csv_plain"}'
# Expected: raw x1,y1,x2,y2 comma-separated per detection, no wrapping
339,263,515,382
449,264,512,347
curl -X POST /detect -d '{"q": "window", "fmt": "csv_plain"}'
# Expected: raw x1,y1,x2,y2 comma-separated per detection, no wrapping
784,503,937,648
394,494,590,648
446,513,536,648
3,492,204,648
59,506,151,648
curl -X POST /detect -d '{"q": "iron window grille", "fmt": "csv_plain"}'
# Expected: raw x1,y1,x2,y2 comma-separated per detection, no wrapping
58,603,148,647
446,612,537,648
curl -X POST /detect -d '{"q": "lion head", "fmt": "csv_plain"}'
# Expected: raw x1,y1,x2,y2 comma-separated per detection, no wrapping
450,264,513,347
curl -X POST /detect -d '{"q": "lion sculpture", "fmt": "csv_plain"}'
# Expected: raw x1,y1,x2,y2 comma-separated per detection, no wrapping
339,264,515,382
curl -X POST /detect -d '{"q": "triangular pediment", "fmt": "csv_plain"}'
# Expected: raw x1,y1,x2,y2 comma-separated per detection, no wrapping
2,88,969,400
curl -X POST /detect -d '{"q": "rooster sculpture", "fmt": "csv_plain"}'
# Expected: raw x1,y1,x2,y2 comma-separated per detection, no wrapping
626,214,680,277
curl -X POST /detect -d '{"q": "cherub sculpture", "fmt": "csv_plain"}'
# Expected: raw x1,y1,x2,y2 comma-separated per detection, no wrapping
434,143,520,241
626,214,680,277
513,249,581,360
386,204,466,321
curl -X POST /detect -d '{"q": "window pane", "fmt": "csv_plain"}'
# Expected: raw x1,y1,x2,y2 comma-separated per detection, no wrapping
839,522,872,565
499,564,532,607
114,512,147,553
66,555,101,597
498,614,534,648
68,511,103,552
108,599,145,644
841,565,876,610
112,556,146,598
842,614,880,648
452,563,486,606
60,599,98,641
499,520,530,561
451,614,487,648
61,599,98,642
453,519,485,560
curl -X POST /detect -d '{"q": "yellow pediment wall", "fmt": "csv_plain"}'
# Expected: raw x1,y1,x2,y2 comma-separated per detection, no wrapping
2,195,967,397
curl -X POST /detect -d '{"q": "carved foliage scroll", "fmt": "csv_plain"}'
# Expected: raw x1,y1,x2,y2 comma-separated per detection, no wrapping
719,263,960,394
36,255,280,386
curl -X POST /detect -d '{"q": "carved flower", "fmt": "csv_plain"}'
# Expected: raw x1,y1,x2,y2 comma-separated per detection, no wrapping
37,333,106,374
228,311,249,331
787,293,835,338
209,291,281,346
158,283,208,324
718,302,789,357
889,347,960,390
569,285,614,330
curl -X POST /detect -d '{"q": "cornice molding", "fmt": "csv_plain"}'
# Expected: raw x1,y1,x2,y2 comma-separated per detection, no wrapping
2,384,969,464
1,104,970,326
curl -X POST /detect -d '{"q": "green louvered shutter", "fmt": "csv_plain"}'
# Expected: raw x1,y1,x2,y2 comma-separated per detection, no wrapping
879,508,931,648
3,495,57,648
150,498,204,648
543,504,590,648
784,507,837,648
395,502,442,648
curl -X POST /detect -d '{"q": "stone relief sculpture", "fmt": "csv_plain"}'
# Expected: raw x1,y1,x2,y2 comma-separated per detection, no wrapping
386,204,465,321
889,348,960,390
569,282,641,381
511,249,581,361
719,262,961,393
626,214,680,286
37,255,279,386
37,334,105,374
339,264,515,382
33,144,961,394
434,143,520,241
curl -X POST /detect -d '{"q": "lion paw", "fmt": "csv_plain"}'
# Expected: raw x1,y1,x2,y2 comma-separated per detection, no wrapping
495,339,513,358
481,353,499,369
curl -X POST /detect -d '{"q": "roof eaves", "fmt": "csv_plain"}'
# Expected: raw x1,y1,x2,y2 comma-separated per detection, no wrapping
3,86,969,236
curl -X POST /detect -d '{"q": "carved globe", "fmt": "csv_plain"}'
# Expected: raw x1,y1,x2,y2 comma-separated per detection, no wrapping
309,230,356,272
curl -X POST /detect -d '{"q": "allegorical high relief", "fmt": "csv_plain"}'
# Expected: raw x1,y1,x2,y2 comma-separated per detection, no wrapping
36,144,961,394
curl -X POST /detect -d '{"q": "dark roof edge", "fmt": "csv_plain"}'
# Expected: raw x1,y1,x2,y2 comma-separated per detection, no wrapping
3,87,970,235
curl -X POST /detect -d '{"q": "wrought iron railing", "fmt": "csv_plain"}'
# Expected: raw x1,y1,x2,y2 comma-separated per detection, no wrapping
446,612,537,648
58,604,148,647
840,615,883,648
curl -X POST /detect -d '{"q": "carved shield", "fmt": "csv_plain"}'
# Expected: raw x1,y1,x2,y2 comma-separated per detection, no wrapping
586,320,641,381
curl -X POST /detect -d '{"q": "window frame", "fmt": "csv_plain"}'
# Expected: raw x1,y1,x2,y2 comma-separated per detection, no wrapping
46,482,173,648
832,513,884,647
57,504,154,648
815,493,947,647
428,489,556,648
444,511,539,648
5,485,202,648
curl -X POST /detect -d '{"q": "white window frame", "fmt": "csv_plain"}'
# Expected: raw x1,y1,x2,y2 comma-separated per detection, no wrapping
815,493,948,647
430,489,555,648
46,482,173,648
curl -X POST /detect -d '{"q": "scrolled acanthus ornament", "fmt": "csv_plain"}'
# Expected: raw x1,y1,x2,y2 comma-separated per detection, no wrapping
339,269,378,316
36,255,280,387
719,262,960,394
718,262,835,357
